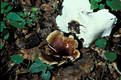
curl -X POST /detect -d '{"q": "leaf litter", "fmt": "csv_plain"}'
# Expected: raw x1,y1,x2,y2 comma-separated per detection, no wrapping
0,0,121,80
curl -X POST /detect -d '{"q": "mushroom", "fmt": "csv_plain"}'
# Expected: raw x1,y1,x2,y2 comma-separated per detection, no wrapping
47,30,80,60
38,30,80,65
56,0,117,47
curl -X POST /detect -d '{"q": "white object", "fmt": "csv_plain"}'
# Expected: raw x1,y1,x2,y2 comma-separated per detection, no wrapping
56,0,117,47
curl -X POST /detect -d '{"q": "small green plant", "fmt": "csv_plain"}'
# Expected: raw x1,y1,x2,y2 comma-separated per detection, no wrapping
95,38,117,62
0,2,41,50
29,54,53,80
10,54,53,80
31,8,38,12
101,51,117,80
90,0,121,10
95,38,107,49
1,2,41,29
95,38,117,80
6,12,26,28
1,2,13,14
10,54,24,64
90,0,105,10
104,52,117,62
0,2,13,49
106,0,121,10
16,8,41,27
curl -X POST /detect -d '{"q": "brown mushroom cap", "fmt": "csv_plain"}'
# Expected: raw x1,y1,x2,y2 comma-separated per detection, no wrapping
45,30,80,65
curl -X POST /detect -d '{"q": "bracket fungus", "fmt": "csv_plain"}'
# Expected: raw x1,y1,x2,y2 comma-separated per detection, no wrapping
56,0,117,47
39,30,80,65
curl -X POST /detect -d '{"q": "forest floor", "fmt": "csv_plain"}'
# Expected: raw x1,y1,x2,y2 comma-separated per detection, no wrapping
0,0,121,80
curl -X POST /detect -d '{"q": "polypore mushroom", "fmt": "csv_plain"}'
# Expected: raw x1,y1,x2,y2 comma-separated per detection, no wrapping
39,30,80,65
56,0,117,47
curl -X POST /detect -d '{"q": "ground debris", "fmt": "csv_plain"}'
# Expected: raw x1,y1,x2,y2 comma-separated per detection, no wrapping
0,0,121,80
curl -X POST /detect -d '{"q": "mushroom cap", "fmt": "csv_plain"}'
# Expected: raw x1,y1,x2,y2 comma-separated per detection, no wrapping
43,30,80,65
